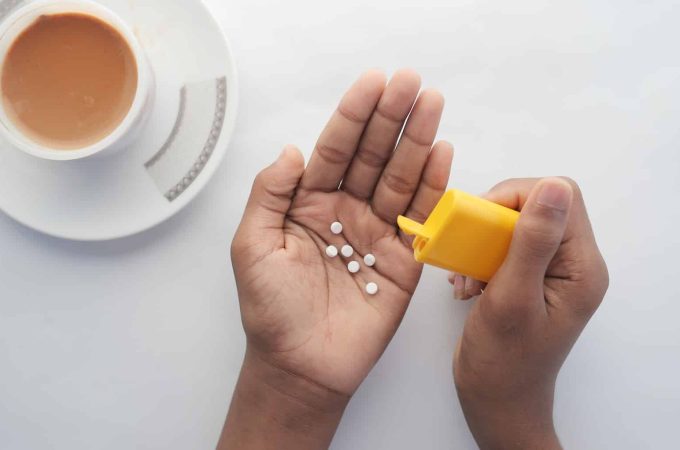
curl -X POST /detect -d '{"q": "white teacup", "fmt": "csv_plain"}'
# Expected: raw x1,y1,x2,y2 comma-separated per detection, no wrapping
0,0,154,161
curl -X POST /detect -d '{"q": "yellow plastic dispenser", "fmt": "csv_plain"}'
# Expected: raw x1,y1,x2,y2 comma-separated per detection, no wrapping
398,190,520,283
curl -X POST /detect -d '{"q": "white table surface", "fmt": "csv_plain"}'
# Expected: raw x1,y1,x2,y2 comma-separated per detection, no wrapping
2,0,679,448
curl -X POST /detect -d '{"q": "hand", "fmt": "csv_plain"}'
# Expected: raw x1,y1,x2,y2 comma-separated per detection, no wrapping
452,178,609,450
220,70,452,449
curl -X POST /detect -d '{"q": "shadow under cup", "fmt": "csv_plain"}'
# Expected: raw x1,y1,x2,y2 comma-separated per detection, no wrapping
0,1,151,160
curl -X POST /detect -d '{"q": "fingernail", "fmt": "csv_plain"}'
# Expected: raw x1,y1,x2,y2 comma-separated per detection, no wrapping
536,180,571,211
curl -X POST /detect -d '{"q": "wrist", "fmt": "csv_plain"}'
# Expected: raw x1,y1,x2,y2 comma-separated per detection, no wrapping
456,385,561,450
218,348,349,450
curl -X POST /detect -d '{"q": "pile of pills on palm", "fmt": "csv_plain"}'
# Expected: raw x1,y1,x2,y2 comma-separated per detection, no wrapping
327,221,379,295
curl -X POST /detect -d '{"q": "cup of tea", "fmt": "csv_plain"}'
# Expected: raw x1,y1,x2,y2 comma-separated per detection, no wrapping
0,0,153,161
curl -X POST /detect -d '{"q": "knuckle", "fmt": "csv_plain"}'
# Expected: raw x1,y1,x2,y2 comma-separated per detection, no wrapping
382,171,418,195
315,142,353,165
375,105,404,124
516,218,562,257
403,130,432,148
599,259,610,295
421,162,449,192
583,257,610,305
253,169,268,189
337,104,366,124
253,169,286,200
356,144,389,168
253,164,267,180
407,205,430,224
559,255,610,317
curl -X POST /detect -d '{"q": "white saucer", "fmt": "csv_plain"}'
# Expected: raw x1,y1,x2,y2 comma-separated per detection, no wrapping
0,0,238,241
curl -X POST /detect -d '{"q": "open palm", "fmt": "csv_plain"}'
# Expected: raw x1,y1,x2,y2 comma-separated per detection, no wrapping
232,70,453,396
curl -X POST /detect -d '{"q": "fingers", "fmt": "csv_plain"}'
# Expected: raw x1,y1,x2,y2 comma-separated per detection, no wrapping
449,273,486,300
232,146,305,264
342,69,422,199
490,178,573,293
300,70,387,192
484,177,597,246
484,178,541,213
403,140,453,224
371,89,445,223
485,178,608,319
451,274,466,299
465,277,486,298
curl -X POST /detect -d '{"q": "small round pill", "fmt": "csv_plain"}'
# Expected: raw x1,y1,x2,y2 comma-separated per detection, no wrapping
326,245,338,258
330,222,343,234
366,282,379,295
341,245,354,257
364,253,376,267
347,261,360,273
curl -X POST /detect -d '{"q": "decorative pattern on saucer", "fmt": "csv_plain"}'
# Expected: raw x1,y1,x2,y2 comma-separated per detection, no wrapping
144,77,227,202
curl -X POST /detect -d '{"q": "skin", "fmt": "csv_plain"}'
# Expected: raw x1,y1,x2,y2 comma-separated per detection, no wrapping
451,178,609,449
220,70,609,449
221,69,453,449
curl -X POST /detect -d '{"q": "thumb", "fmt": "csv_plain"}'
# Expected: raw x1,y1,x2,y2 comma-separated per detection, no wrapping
493,178,573,289
232,145,305,262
